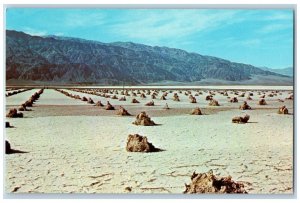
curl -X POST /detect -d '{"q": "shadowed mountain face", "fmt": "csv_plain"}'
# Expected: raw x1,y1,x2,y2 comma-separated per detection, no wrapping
6,30,292,85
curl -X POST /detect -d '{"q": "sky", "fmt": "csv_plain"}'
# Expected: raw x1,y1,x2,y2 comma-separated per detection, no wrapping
6,8,294,69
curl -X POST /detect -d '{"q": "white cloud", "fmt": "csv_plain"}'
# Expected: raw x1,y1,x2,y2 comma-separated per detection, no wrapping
203,37,261,49
240,39,261,47
259,23,292,34
109,10,241,44
64,12,106,28
264,12,293,21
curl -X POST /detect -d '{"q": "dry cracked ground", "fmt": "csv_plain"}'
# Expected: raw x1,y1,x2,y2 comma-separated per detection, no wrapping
5,87,293,194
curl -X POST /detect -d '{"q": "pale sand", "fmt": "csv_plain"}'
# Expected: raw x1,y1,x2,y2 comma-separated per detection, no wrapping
5,88,293,194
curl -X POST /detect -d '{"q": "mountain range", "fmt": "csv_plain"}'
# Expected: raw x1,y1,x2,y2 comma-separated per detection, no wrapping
260,67,293,77
6,30,293,85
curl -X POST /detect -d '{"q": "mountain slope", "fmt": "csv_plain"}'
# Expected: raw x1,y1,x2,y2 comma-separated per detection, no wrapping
261,67,293,77
6,30,292,85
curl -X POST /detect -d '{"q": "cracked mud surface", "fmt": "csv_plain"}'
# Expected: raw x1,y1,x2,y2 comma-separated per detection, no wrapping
5,88,293,194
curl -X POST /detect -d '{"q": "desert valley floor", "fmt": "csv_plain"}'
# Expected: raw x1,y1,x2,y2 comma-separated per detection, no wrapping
4,87,294,194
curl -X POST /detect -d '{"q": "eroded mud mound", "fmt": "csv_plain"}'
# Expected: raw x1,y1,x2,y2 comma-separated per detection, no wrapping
258,99,267,105
126,134,159,152
160,95,166,100
163,103,170,110
116,106,131,116
95,101,104,107
105,101,115,110
112,95,118,99
18,104,28,111
132,111,156,126
191,107,202,115
5,140,27,154
229,97,238,103
277,99,284,102
145,100,155,106
6,108,23,118
132,98,140,103
190,96,197,103
239,101,251,110
206,95,213,101
209,99,220,106
232,114,250,124
173,96,180,101
184,170,247,194
119,96,126,101
286,94,293,100
87,97,94,104
5,140,12,154
6,122,11,128
278,106,289,114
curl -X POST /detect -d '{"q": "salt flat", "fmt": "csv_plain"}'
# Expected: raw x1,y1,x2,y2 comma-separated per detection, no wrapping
63,85,294,90
4,87,294,194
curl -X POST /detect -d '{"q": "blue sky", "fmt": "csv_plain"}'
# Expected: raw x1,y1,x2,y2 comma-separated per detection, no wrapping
6,8,294,69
